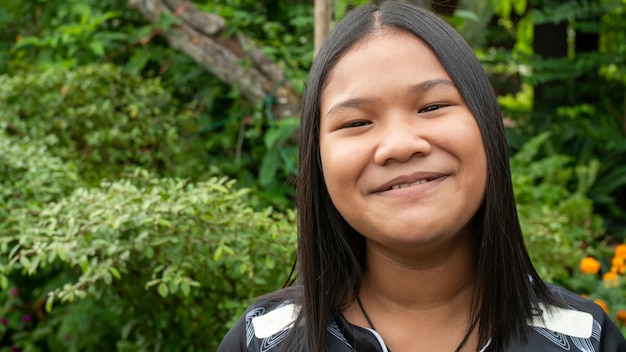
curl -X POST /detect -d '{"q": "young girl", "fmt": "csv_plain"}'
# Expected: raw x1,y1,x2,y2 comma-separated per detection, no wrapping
218,2,626,351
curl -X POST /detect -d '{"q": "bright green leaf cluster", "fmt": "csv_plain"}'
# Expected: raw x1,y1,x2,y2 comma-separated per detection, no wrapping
0,132,297,350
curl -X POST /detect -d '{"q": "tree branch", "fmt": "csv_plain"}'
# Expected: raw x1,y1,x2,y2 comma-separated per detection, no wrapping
128,0,301,120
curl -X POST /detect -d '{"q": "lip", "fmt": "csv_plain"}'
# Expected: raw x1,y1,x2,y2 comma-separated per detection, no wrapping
373,172,449,194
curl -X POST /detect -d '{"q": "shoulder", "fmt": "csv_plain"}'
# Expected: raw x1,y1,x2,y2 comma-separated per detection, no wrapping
217,287,301,352
217,286,361,352
514,283,626,351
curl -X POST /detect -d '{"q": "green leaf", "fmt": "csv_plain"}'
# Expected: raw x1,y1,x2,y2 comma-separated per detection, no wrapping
264,128,282,149
45,294,55,313
156,12,180,30
454,9,480,23
145,279,160,288
180,280,190,297
57,245,68,261
12,36,43,49
264,118,299,149
258,152,280,187
168,281,178,295
89,41,105,56
494,0,512,19
238,263,248,274
19,255,31,270
213,246,223,262
109,267,121,280
157,218,173,228
157,282,168,298
145,246,154,259
513,0,527,15
265,256,275,270
103,270,112,285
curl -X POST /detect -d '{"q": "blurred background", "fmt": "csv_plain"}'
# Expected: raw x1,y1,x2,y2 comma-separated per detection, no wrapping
0,0,625,350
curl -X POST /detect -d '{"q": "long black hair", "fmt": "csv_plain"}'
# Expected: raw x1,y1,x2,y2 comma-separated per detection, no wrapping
288,2,558,351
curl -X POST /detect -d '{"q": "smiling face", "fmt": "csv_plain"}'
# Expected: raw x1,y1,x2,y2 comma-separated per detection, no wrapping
319,30,488,254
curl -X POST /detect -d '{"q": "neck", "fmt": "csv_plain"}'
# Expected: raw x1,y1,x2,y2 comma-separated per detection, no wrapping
343,230,482,351
362,231,477,311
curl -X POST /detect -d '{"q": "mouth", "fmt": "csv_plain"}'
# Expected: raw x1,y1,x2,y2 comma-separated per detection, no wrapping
375,173,449,193
390,177,438,190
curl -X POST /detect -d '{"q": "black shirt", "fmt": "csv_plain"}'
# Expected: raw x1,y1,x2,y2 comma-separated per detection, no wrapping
218,284,626,351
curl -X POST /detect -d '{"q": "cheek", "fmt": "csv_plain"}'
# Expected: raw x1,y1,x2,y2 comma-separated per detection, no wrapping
466,142,488,205
320,139,345,190
320,137,365,200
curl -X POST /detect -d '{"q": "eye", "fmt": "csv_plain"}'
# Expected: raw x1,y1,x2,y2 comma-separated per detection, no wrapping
342,120,371,129
418,103,448,113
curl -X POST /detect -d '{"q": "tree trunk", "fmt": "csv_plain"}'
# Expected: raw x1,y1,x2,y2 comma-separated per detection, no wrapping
128,0,301,120
314,0,331,56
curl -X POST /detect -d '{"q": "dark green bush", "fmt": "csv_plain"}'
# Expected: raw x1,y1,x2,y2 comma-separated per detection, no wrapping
0,62,298,208
0,64,210,184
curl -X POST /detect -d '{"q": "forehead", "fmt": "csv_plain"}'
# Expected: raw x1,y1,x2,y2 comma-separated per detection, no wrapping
320,29,451,107
325,29,447,81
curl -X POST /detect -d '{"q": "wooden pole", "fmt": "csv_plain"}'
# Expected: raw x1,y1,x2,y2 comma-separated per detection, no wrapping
314,0,331,57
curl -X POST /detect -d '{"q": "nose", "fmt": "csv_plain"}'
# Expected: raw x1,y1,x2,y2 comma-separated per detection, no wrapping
373,117,432,165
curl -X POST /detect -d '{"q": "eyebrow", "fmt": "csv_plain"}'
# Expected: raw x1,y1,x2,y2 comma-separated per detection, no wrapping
324,79,456,118
325,98,372,119
407,79,456,94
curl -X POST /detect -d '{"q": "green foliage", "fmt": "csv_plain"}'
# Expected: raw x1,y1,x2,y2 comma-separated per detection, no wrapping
1,0,625,348
198,0,314,92
1,0,312,207
333,0,372,22
512,133,605,282
12,2,123,67
0,64,206,184
487,0,626,238
600,0,626,84
0,132,297,350
259,117,299,189
6,0,142,71
0,62,299,206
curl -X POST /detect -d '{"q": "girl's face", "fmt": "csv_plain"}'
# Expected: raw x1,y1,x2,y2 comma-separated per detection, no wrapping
319,30,487,254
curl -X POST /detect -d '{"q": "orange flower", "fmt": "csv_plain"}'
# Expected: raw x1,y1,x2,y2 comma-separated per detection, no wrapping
603,271,619,287
580,257,601,274
581,293,589,299
616,244,626,259
594,299,610,314
611,256,625,274
616,310,626,325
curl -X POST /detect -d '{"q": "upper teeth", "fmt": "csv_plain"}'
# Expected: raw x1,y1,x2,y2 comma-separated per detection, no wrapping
391,179,430,190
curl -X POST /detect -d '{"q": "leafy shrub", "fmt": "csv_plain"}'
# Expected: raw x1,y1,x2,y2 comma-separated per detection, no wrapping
484,0,626,239
0,64,209,184
6,0,137,70
0,132,297,351
511,133,625,334
2,0,308,208
0,62,299,207
511,133,605,282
